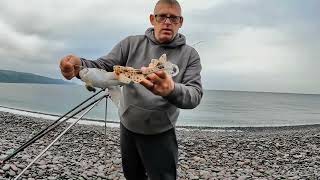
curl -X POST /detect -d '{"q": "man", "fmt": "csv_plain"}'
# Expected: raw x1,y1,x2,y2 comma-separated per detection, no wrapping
59,0,202,179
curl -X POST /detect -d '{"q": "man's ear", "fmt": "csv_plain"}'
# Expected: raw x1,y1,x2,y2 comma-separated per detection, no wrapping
179,17,184,28
150,14,155,26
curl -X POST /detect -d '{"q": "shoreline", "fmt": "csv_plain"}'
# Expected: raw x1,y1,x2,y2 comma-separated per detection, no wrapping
1,111,320,179
1,105,320,132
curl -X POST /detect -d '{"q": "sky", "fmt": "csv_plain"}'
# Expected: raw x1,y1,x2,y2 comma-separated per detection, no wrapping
0,0,319,94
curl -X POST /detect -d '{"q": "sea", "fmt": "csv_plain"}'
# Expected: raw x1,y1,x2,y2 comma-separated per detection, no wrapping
0,83,320,128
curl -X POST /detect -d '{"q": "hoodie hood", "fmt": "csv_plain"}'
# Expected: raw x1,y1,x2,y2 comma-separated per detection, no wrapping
145,28,186,48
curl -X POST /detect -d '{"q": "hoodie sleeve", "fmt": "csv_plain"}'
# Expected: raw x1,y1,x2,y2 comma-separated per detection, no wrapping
80,40,127,72
164,49,203,109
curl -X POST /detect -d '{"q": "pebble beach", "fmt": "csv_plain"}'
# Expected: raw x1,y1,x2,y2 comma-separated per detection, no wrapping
1,111,320,180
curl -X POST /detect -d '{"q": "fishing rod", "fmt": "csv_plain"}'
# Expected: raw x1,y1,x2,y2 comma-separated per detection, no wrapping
0,89,104,165
14,94,107,180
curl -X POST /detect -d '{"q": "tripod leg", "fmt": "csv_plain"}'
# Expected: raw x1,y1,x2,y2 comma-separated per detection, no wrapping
104,93,109,167
14,95,106,180
2,89,104,164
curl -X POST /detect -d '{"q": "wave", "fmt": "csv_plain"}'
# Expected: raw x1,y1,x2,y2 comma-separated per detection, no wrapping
0,105,241,132
0,105,120,128
3,105,319,132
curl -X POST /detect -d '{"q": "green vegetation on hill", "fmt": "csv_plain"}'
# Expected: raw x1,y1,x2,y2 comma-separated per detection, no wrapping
0,70,70,84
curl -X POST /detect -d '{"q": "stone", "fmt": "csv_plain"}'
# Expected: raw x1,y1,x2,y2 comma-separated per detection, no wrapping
113,158,121,165
10,164,18,172
189,174,199,180
199,170,211,179
0,155,6,160
2,164,10,171
1,111,320,179
7,169,16,177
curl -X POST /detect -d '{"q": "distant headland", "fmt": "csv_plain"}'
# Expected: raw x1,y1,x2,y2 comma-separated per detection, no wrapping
0,69,71,84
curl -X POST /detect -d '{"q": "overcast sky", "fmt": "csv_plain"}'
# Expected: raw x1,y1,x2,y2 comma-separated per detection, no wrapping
0,0,319,94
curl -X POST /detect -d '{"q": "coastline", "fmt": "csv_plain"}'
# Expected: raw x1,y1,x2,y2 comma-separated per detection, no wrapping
1,105,320,132
1,111,320,179
0,106,119,128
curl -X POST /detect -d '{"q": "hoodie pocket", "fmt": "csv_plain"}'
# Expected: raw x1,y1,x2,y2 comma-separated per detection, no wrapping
121,104,173,134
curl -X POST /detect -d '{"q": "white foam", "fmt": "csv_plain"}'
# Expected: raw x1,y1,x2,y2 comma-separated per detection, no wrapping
0,106,120,128
0,106,240,132
177,127,242,132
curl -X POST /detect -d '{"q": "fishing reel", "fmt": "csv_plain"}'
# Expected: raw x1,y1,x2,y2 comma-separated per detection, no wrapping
85,85,97,92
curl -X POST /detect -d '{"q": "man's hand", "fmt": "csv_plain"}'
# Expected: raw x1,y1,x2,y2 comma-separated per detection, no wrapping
59,55,81,80
140,67,175,97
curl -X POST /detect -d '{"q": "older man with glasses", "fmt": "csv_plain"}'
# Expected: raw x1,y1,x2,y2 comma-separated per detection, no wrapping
59,0,203,179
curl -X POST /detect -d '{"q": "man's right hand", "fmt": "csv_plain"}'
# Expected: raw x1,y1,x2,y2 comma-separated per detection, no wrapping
59,55,81,80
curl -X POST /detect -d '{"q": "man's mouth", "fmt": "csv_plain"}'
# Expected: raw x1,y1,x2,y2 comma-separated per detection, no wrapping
161,29,173,34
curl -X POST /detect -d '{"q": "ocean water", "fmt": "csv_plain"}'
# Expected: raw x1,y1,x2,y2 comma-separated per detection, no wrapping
0,83,320,127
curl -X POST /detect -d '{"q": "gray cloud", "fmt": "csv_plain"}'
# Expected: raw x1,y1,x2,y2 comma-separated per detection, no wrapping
188,0,320,27
0,0,319,93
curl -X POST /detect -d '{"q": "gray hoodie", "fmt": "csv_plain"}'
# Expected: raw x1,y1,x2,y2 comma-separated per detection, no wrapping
81,28,203,134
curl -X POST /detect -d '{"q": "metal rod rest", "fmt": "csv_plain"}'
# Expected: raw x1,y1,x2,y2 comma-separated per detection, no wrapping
1,89,104,163
11,92,107,159
14,95,106,180
104,93,109,165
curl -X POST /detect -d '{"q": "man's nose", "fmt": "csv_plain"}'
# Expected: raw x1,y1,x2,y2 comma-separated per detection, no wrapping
164,17,172,24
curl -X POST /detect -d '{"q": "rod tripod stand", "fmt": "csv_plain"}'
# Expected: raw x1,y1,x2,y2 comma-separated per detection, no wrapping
0,89,111,180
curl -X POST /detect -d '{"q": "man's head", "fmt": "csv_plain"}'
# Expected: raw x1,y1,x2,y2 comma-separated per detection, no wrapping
150,0,183,44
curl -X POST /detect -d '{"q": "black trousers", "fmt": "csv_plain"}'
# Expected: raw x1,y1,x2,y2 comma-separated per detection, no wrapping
120,123,178,180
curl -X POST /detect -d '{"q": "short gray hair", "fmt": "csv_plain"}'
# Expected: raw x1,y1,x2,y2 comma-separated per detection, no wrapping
154,0,181,14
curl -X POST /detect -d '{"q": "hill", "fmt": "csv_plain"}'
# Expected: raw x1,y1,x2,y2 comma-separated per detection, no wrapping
0,70,71,84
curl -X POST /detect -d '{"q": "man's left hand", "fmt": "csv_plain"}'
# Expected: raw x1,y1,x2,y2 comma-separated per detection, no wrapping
140,68,175,97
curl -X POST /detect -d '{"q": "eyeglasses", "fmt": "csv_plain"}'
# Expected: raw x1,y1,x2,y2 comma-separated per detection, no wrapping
154,14,182,24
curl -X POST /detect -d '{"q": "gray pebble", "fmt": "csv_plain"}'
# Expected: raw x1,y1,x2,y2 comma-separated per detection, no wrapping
2,164,10,171
1,112,320,179
10,164,18,172
113,158,121,165
8,170,16,177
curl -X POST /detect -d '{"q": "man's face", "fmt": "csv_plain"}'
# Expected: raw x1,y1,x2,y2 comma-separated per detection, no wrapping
150,3,183,44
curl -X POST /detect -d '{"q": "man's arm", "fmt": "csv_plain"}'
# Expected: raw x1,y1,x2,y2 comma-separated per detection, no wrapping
80,41,125,72
59,40,126,80
164,52,203,109
141,50,203,109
